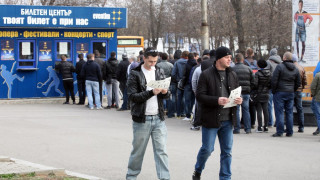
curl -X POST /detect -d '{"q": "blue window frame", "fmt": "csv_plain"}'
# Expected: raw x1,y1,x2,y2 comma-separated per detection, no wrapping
91,40,108,60
55,40,72,61
17,40,36,69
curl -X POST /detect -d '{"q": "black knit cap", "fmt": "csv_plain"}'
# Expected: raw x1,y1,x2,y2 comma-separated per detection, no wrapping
257,59,268,68
216,46,232,60
203,49,210,55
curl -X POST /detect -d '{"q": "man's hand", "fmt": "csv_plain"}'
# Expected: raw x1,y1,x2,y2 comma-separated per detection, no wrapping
153,88,162,95
218,97,230,106
161,89,168,94
234,97,243,105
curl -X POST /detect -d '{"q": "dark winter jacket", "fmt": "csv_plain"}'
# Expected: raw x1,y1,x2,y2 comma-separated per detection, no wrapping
127,63,170,123
253,68,271,102
271,60,301,94
196,64,239,128
55,61,75,80
201,57,215,71
105,57,119,84
183,59,197,85
232,63,254,94
94,57,106,79
116,58,130,82
76,59,86,80
157,60,173,78
81,60,102,82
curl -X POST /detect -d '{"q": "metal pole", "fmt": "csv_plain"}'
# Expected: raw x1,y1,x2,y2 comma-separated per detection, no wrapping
201,0,209,53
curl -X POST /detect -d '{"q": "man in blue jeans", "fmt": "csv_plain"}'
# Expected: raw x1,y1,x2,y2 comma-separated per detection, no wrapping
232,53,254,134
271,52,301,137
192,47,242,180
126,48,170,180
80,53,102,110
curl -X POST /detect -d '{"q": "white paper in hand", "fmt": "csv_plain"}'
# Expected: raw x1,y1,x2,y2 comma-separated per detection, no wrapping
146,77,171,89
223,86,242,108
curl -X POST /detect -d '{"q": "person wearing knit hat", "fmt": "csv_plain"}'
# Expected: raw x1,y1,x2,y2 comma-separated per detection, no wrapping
254,59,272,133
192,46,242,180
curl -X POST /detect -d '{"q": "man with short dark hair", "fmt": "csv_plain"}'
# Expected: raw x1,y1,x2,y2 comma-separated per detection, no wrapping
116,53,130,111
232,53,254,134
126,48,170,180
192,46,242,180
272,52,301,137
105,51,120,109
55,54,76,104
171,51,189,118
81,53,102,110
75,53,86,105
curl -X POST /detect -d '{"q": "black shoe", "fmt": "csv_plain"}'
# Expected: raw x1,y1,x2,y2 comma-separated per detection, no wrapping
77,103,84,105
272,133,283,137
251,125,255,129
192,171,201,180
256,127,263,133
117,108,127,111
181,114,186,117
263,126,268,132
246,130,252,134
63,102,69,104
105,106,111,109
233,130,240,134
298,129,304,133
313,131,319,135
286,133,293,137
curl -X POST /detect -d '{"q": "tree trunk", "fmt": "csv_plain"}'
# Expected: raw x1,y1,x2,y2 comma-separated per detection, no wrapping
230,0,245,55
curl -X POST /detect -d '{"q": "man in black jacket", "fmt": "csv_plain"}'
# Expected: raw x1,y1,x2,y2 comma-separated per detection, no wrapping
126,48,170,180
192,47,242,180
75,53,86,105
232,53,254,134
105,51,120,109
55,54,76,104
81,53,102,110
116,53,130,111
271,52,301,137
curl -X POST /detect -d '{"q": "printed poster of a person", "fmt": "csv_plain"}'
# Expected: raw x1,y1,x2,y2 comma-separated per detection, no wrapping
294,0,313,63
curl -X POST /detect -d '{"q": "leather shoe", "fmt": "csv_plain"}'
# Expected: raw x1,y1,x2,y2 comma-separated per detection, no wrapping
272,133,282,137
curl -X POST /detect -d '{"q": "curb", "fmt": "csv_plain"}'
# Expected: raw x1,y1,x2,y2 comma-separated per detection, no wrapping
0,156,102,180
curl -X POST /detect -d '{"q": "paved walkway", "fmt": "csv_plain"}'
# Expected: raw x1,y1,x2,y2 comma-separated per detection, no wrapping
0,102,319,180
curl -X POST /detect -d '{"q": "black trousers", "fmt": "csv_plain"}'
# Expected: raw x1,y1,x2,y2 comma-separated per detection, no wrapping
77,79,86,104
255,102,269,128
250,101,256,126
63,79,75,102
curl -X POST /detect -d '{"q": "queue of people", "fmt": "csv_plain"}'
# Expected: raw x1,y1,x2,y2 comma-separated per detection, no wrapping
54,47,319,180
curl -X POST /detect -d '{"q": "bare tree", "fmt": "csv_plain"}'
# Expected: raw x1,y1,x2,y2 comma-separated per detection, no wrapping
231,0,245,54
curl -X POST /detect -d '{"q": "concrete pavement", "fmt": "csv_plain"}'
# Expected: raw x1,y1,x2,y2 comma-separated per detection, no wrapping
0,102,319,180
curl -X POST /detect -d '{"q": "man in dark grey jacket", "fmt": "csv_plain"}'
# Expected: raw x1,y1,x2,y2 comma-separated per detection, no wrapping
271,52,301,137
232,53,254,134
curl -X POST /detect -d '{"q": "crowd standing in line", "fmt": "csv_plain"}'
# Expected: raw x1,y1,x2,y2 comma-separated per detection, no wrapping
54,44,319,180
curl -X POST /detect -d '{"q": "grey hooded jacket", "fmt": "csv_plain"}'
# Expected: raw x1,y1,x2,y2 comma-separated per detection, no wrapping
267,48,282,74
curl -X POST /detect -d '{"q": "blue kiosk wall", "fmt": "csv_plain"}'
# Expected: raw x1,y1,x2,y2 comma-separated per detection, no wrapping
0,5,127,99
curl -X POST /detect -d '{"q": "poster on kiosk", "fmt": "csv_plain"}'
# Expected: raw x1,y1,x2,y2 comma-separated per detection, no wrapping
292,0,320,100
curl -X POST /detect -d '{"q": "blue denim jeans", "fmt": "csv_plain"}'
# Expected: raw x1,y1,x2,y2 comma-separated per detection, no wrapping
268,90,274,126
311,99,320,131
184,84,195,118
235,94,251,132
167,84,177,118
274,92,294,135
177,88,185,116
126,115,170,180
294,91,304,130
195,120,233,180
85,80,101,108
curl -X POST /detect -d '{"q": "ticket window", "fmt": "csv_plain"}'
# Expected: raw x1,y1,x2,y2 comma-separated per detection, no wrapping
55,40,72,61
17,40,36,69
91,41,108,60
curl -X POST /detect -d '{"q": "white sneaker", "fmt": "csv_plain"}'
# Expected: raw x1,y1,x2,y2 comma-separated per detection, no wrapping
96,107,103,110
182,117,191,121
89,107,94,110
